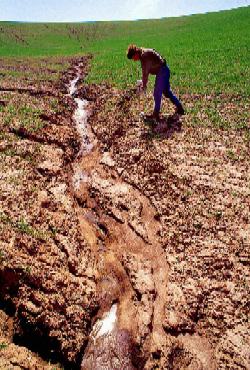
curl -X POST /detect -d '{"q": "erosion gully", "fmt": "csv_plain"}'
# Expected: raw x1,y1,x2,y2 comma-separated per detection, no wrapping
68,61,169,369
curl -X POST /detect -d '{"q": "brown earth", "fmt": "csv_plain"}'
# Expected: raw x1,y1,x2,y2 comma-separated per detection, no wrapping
0,57,98,369
0,56,249,369
77,68,250,368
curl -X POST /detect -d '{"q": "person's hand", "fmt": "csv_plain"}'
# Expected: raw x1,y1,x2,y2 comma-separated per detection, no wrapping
136,80,143,88
136,80,146,95
136,80,142,93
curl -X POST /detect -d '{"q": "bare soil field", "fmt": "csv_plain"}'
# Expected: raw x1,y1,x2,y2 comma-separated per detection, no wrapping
0,57,249,369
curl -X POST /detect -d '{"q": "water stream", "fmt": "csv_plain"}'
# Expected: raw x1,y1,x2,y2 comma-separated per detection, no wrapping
68,71,94,156
68,70,122,367
68,67,163,370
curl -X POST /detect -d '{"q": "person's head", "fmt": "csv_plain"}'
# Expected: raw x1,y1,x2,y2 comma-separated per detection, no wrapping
127,44,141,61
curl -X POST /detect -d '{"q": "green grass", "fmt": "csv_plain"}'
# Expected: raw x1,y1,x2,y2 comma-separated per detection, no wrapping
2,101,44,132
0,211,50,241
0,342,8,350
0,6,249,95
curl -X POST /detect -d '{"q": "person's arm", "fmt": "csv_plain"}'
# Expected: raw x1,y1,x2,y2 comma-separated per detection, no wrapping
141,60,149,91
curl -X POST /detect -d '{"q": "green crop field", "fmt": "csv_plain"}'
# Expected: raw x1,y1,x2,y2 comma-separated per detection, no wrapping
0,6,249,96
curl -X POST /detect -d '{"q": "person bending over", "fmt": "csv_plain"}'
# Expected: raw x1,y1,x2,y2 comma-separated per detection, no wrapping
127,44,184,120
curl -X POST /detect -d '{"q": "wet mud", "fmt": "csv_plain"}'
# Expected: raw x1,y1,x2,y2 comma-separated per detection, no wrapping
68,61,170,368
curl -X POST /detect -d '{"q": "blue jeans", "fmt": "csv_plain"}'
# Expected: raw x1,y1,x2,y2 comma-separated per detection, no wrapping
154,65,181,113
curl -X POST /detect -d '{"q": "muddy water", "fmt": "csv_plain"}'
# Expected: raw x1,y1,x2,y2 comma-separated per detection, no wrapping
68,68,95,156
69,65,169,369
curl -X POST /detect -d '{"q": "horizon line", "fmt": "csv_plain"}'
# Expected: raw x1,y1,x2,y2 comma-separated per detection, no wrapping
0,5,249,24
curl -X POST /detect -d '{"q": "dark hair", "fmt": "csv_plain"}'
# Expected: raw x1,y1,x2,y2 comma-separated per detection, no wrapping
127,44,140,59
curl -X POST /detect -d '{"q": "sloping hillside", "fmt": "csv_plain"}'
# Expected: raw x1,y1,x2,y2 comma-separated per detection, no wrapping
0,6,249,370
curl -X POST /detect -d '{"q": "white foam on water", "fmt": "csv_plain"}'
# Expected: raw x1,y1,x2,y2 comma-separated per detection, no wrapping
72,167,89,190
68,76,80,96
74,98,93,154
74,98,88,123
92,304,117,339
69,72,93,155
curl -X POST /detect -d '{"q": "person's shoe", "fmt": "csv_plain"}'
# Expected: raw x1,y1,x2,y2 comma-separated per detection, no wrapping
144,112,160,122
152,111,160,121
176,105,185,115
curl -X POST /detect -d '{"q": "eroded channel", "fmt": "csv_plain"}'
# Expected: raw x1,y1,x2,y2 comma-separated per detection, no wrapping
68,62,169,369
